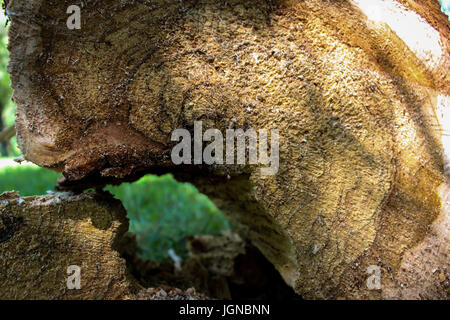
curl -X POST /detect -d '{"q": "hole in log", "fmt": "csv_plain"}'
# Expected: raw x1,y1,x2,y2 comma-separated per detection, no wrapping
107,173,301,300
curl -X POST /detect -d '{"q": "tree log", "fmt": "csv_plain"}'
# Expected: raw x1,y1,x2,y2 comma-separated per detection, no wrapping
0,191,140,299
7,0,450,299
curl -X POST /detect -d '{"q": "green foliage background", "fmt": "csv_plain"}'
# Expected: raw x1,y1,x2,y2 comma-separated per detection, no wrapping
0,10,19,156
106,175,231,262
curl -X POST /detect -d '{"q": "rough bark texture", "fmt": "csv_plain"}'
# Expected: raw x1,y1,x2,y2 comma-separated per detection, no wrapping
0,191,139,299
7,0,450,299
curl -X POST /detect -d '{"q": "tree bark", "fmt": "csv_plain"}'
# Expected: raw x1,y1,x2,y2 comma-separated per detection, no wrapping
7,0,450,299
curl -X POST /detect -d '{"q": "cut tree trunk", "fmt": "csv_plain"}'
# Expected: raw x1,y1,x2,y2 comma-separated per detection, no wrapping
0,191,139,299
7,0,450,299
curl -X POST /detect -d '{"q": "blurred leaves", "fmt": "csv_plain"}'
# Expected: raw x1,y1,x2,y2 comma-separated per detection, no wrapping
0,165,61,196
107,174,232,262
